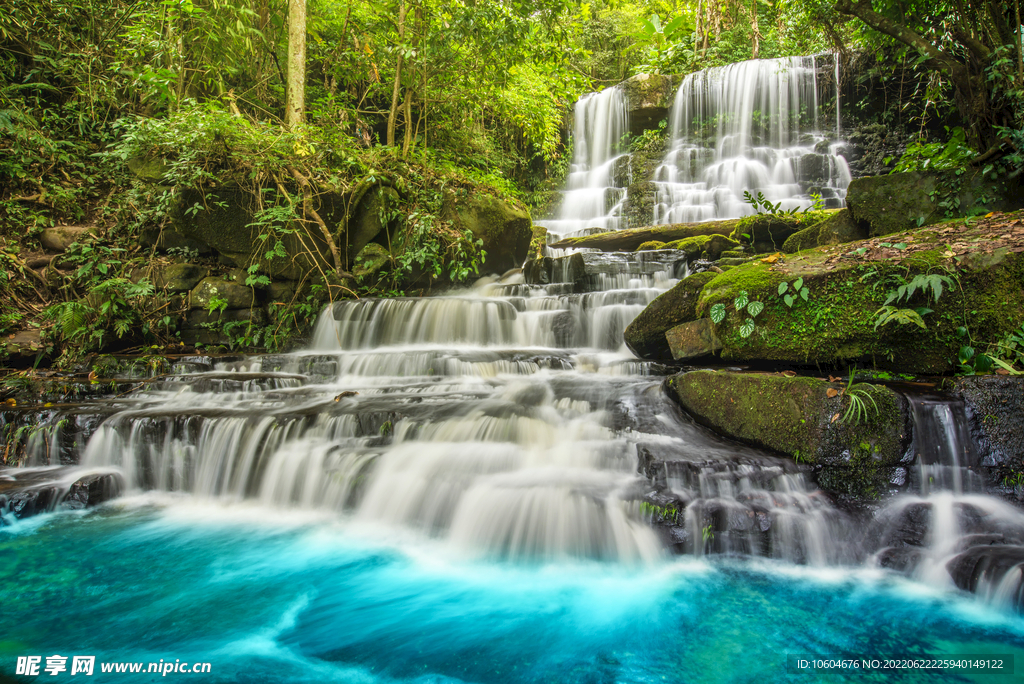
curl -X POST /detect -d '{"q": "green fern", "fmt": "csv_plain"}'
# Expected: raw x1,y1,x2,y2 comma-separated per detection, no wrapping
873,305,931,330
884,273,953,306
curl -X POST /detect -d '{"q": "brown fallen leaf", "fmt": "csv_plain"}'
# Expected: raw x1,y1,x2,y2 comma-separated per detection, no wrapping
828,375,841,383
826,388,839,398
761,253,782,264
995,368,1010,376
780,370,796,377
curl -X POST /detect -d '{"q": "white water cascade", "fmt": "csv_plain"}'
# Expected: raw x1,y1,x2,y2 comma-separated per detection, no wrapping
652,55,851,223
535,87,630,242
870,396,1024,610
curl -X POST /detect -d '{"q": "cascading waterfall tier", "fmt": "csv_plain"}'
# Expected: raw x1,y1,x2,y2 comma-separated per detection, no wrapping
868,395,1024,610
535,87,630,242
64,253,687,564
652,54,851,223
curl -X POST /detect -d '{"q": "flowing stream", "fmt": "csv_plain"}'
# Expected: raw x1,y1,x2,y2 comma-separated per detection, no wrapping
3,60,1024,682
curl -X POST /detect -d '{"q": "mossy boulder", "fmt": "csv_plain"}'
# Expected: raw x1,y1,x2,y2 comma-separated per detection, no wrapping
664,234,741,261
636,240,667,251
846,169,1024,237
548,217,744,252
352,243,391,281
39,226,95,252
624,271,717,358
451,194,532,275
172,185,338,279
631,210,1024,373
133,263,210,292
782,209,867,253
620,73,674,136
189,277,259,310
667,370,911,499
729,211,834,253
346,186,401,266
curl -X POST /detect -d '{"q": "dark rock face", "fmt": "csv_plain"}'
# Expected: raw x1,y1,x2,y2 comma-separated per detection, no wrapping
523,253,586,287
0,468,123,523
624,272,717,359
947,376,1024,471
619,73,674,136
947,545,1024,610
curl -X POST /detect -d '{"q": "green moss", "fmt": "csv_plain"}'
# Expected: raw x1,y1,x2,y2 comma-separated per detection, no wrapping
668,370,909,499
636,240,667,251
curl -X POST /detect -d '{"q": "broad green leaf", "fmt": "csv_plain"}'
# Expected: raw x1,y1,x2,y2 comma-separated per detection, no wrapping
739,318,756,338
778,282,789,295
793,277,803,291
784,294,794,307
799,287,809,301
746,301,764,318
710,303,726,324
734,291,749,311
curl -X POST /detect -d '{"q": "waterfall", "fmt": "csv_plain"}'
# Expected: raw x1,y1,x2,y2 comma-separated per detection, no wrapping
652,55,851,224
535,87,630,242
869,395,1024,610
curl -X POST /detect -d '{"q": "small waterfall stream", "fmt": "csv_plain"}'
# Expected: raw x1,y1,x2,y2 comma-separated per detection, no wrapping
534,87,630,243
870,395,1024,610
653,55,851,223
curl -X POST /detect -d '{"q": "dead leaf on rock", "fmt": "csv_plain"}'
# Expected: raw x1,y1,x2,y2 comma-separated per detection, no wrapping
826,388,839,398
780,370,796,377
761,253,782,264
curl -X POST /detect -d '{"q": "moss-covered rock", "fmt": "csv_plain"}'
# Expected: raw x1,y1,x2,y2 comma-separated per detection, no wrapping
137,263,210,292
846,169,1024,237
452,195,532,275
663,234,741,261
172,185,337,279
629,210,1024,373
624,271,717,358
667,370,911,499
636,240,667,251
346,186,401,266
665,319,722,359
352,243,391,281
729,210,834,253
782,209,867,253
548,217,744,252
620,73,674,136
188,277,259,310
39,226,95,253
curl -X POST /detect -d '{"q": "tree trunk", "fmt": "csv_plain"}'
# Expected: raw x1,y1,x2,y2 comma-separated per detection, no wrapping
751,0,760,59
1017,0,1023,83
286,0,306,127
387,1,408,147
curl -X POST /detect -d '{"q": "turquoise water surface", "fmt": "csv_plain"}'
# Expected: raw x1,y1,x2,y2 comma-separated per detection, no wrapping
2,496,1023,683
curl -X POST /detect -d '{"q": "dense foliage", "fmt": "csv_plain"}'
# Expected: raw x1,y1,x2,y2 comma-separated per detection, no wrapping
0,0,1021,361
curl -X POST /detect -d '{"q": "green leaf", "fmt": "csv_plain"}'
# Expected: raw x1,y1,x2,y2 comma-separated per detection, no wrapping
799,287,809,301
734,291,749,311
778,282,789,295
746,301,764,318
793,277,803,291
710,303,726,324
739,318,756,338
784,294,795,308
959,345,975,364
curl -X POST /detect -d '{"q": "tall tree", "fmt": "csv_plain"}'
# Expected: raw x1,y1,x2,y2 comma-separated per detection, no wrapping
833,0,1022,154
286,0,306,126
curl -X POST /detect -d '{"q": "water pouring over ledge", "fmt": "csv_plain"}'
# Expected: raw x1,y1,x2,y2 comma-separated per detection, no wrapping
653,54,851,223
